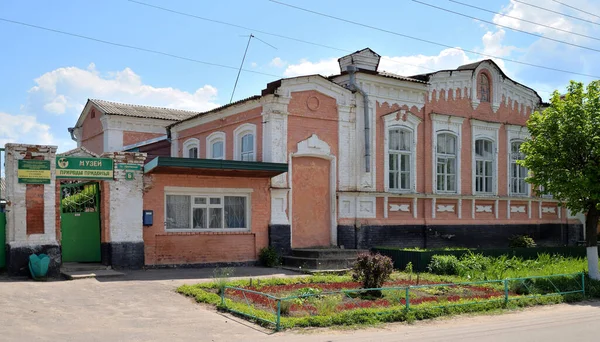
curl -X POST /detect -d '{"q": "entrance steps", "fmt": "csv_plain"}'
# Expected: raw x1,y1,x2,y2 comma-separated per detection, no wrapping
281,248,367,273
61,263,124,280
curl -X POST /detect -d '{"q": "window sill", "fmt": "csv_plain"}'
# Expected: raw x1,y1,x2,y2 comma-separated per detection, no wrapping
386,189,415,195
161,230,253,236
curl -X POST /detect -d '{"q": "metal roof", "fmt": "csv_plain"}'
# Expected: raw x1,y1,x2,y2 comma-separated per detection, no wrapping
89,99,199,121
144,157,288,178
377,71,428,84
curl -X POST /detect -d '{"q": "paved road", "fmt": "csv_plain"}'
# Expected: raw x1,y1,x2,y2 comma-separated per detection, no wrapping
0,268,598,341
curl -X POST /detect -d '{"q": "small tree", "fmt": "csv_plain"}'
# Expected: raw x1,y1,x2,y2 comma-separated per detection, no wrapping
519,81,600,279
352,253,393,297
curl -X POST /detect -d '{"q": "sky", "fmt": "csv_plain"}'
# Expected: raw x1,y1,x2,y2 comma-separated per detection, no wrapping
1,0,599,151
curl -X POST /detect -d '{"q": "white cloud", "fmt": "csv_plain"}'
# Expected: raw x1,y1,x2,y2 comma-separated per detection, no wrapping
283,58,339,77
28,63,220,114
0,112,55,147
269,57,287,68
250,62,258,68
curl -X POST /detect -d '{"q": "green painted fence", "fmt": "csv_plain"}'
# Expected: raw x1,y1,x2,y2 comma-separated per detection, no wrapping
372,246,598,272
0,212,5,269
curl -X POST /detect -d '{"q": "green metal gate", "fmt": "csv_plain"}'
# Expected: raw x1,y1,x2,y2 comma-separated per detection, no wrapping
60,182,101,262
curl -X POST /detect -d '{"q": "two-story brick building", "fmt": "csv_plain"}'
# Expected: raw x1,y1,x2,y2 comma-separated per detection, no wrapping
71,48,582,267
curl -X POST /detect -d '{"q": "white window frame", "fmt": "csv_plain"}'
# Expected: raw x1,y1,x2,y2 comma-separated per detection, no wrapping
233,123,257,161
506,125,531,197
436,132,458,193
164,187,252,232
471,119,500,196
383,110,421,193
431,114,464,194
182,138,200,159
206,131,226,160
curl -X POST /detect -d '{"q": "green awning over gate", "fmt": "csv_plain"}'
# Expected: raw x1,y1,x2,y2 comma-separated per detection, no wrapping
144,157,288,178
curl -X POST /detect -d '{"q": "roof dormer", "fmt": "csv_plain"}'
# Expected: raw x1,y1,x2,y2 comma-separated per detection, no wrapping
338,48,381,73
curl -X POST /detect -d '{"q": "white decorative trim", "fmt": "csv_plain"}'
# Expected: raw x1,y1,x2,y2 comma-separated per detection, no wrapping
431,113,464,194
437,204,455,213
206,131,226,159
457,199,462,219
384,196,389,218
170,131,179,157
171,99,262,133
511,206,526,213
390,204,411,212
233,123,257,161
182,138,200,158
542,206,556,214
413,198,418,219
383,110,421,193
290,134,337,246
432,198,437,219
357,197,376,218
506,125,531,197
339,195,355,219
270,188,289,225
164,186,253,194
476,205,493,213
471,119,501,196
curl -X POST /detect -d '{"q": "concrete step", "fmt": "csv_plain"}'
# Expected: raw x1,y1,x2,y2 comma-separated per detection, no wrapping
61,269,125,280
282,256,357,271
61,263,111,273
290,248,368,259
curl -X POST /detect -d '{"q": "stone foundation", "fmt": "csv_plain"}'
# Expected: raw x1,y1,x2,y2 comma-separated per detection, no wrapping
101,242,144,269
268,224,291,256
337,224,583,249
6,243,61,278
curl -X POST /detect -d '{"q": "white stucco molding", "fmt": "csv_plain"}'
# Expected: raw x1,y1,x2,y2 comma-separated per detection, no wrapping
471,119,501,196
383,110,421,193
289,134,337,246
182,138,200,158
506,124,531,197
206,131,226,159
233,123,257,161
431,113,465,195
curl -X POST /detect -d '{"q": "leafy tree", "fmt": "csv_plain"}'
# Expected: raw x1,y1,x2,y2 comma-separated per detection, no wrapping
520,81,600,279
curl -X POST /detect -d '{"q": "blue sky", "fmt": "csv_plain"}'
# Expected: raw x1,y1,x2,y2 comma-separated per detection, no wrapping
1,0,599,151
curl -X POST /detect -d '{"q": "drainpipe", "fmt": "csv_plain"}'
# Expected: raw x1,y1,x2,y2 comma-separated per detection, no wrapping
67,127,77,142
346,66,371,173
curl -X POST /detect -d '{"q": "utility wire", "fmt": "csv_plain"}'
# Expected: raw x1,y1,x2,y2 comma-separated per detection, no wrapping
552,0,600,20
126,0,437,72
268,0,600,79
413,0,600,53
512,0,600,27
0,17,282,79
448,0,600,42
231,34,254,103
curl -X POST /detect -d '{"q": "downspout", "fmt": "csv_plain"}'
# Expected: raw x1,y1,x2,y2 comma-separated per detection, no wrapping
346,66,371,172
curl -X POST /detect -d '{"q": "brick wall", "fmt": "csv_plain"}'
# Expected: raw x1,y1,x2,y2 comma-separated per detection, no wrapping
26,184,44,235
123,131,165,146
142,173,271,266
80,107,105,154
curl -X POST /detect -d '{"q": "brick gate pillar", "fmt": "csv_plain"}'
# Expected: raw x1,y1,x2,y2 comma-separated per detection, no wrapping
4,144,61,277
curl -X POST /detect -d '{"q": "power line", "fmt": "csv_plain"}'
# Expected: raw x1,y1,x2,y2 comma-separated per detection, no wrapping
0,17,282,79
267,0,600,79
448,0,600,42
552,0,600,20
126,0,437,72
512,0,600,27
412,0,600,53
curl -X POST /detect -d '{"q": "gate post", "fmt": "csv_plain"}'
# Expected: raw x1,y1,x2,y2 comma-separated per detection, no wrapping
4,144,61,277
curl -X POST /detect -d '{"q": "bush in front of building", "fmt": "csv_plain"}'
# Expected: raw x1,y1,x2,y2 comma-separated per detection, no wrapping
258,246,281,267
427,255,461,275
351,252,393,296
509,235,537,248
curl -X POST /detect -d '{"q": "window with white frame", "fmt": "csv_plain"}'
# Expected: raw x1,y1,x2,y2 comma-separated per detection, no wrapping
388,127,412,191
183,138,199,159
436,133,457,192
234,123,257,161
510,140,528,195
165,193,249,230
206,132,225,160
474,139,494,193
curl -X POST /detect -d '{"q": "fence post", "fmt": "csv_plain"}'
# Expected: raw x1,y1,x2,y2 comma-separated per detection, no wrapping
581,272,586,298
405,286,410,311
276,299,282,332
504,279,509,305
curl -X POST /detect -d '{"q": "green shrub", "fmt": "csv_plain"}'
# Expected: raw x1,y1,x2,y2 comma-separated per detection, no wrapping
352,253,394,296
258,246,281,267
509,235,537,248
313,294,343,316
427,255,460,275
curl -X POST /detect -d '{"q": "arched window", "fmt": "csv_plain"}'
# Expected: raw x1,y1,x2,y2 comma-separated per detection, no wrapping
206,132,226,160
480,73,490,102
388,127,412,191
436,133,457,192
183,138,199,159
474,138,494,193
233,123,257,161
510,140,528,195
